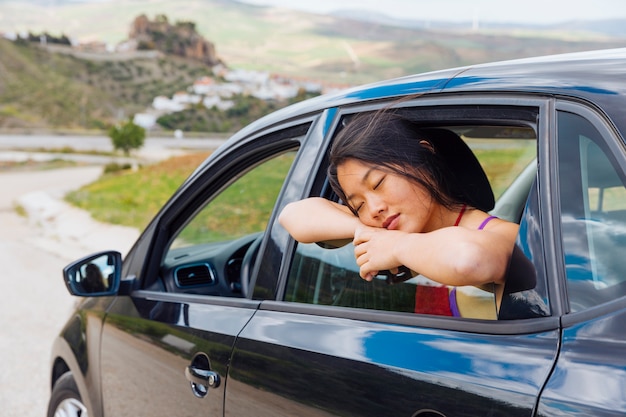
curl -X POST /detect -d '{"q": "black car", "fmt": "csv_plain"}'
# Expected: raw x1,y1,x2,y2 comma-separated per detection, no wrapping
48,48,626,417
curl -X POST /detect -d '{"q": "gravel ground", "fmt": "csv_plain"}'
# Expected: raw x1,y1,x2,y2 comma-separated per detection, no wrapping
0,166,140,417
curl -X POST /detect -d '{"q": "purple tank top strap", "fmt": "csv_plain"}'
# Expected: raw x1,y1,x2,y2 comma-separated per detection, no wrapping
449,287,461,317
478,215,498,230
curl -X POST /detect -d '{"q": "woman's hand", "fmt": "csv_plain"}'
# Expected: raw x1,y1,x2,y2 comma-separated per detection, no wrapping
353,219,518,286
353,225,405,281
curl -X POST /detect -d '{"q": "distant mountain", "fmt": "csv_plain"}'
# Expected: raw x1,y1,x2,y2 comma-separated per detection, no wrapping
330,9,626,39
1,0,624,85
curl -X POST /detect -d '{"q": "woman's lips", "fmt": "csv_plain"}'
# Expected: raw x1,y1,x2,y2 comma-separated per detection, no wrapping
383,214,400,230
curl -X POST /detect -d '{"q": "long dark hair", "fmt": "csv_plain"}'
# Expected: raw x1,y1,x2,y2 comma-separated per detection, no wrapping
327,110,468,214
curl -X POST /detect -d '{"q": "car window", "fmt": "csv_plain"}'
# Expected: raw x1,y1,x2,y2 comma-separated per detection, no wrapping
170,153,296,248
557,111,626,312
284,120,540,320
159,150,298,295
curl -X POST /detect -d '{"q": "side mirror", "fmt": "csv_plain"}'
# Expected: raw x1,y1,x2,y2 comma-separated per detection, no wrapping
63,251,122,297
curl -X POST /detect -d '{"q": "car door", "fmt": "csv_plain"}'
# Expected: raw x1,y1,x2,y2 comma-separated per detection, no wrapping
97,120,310,416
536,104,626,416
224,98,562,416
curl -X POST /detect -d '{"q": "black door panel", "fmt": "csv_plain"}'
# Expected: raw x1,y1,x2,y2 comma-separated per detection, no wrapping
226,309,559,417
100,295,258,416
537,304,626,416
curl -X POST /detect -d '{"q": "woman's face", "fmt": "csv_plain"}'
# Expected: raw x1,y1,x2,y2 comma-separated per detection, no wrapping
336,159,434,232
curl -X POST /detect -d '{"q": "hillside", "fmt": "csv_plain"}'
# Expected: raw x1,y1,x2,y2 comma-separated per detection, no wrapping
1,0,625,130
0,38,214,129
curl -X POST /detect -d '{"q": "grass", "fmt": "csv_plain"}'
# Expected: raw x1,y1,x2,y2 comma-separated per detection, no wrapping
66,152,212,230
66,150,295,241
174,152,295,244
470,140,537,198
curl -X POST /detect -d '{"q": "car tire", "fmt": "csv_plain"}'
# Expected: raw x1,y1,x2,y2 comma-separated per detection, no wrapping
47,372,88,417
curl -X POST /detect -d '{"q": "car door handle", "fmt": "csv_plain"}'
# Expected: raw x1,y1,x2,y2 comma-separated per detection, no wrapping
185,365,221,389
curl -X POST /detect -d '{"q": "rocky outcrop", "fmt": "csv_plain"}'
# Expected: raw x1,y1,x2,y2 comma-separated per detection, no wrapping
129,14,221,66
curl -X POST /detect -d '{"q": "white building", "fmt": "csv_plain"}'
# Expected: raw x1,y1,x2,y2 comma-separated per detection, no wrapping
133,113,158,129
202,96,234,111
172,92,202,105
224,69,269,86
152,96,185,112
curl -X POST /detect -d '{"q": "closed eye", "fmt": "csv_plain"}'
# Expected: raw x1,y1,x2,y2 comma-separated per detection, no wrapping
373,176,384,190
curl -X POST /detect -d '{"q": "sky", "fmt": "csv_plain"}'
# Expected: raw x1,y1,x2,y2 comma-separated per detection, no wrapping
239,0,626,25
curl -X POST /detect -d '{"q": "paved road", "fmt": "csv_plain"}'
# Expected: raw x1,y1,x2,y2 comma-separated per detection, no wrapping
0,133,227,163
0,166,142,417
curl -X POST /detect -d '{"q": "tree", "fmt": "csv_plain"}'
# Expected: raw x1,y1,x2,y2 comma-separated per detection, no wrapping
108,119,146,155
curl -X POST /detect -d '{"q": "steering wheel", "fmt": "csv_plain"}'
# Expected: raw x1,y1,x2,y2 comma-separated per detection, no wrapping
240,234,263,298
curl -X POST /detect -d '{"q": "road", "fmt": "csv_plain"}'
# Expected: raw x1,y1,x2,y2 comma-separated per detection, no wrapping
0,166,140,416
0,133,226,162
0,134,226,416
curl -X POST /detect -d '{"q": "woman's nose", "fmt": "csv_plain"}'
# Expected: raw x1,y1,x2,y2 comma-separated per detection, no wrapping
366,195,386,219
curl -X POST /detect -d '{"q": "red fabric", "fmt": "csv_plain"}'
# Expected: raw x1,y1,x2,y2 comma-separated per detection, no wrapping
414,285,452,316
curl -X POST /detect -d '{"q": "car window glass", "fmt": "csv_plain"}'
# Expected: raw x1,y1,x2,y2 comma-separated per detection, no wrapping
159,150,297,295
285,122,541,320
171,152,296,248
557,111,626,312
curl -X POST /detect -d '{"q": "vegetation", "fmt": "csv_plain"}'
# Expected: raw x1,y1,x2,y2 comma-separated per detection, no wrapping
156,88,320,132
472,140,536,198
25,31,72,45
0,38,214,129
65,151,293,235
175,153,294,244
156,94,277,132
0,37,317,132
66,152,211,230
108,119,146,155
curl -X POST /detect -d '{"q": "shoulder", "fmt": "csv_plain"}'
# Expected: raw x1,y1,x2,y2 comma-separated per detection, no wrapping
481,217,519,239
463,210,519,235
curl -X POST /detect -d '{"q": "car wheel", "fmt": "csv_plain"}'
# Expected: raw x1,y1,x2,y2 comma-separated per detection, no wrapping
47,372,88,417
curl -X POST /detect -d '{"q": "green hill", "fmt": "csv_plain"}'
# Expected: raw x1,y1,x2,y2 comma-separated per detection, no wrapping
0,38,214,129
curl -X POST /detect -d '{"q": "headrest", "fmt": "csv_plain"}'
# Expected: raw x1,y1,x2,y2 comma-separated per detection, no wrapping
419,128,495,212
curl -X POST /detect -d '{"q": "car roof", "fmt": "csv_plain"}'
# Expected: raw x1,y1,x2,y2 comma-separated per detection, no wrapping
197,48,626,177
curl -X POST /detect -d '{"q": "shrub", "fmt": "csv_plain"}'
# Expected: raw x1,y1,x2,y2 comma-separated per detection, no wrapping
103,162,133,174
108,119,146,155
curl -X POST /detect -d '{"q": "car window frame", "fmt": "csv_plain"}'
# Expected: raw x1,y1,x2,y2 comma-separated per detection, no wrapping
271,93,563,335
252,108,340,299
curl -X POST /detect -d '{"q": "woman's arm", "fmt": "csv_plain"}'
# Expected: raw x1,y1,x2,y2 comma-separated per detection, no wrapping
278,197,361,243
353,219,519,286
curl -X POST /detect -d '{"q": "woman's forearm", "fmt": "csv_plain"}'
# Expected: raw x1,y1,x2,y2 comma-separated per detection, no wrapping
393,225,516,286
278,197,359,243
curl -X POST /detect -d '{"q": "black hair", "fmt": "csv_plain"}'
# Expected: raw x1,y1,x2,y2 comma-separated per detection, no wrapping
327,110,468,215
